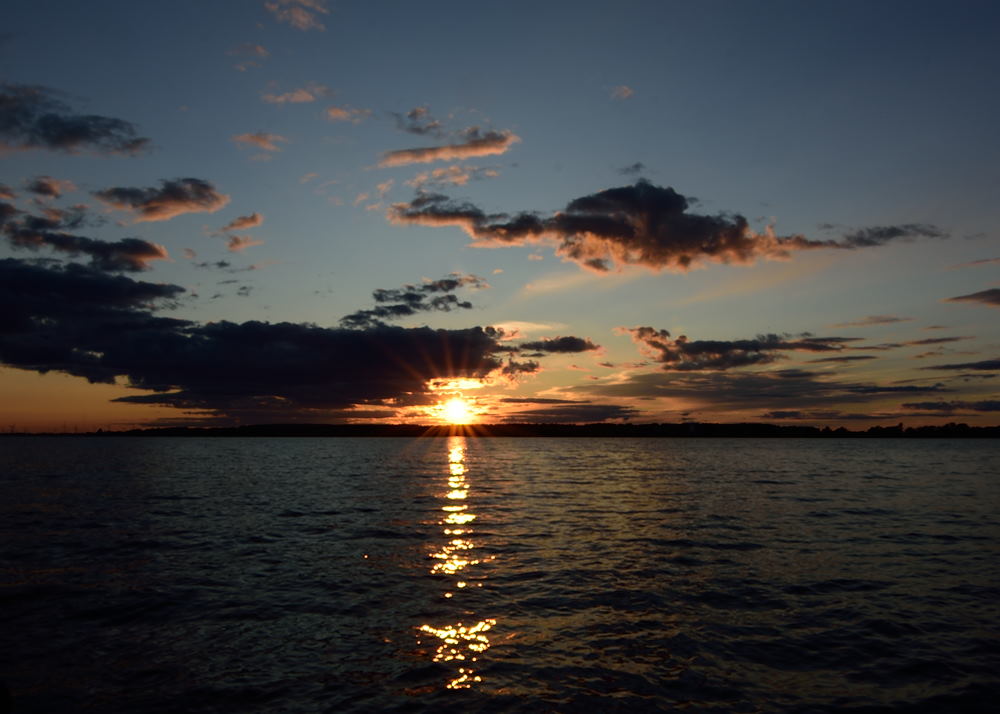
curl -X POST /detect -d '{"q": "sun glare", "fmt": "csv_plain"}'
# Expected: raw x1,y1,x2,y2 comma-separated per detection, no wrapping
441,397,475,425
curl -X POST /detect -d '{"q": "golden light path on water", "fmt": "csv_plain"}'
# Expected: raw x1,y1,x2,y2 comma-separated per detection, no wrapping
416,436,496,690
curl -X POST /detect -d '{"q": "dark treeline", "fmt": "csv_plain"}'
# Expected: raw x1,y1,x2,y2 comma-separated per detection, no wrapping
6,422,999,437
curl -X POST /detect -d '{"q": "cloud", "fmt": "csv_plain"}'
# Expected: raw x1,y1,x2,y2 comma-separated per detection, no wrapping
624,326,862,371
831,315,912,328
517,336,599,353
501,402,639,423
0,257,503,419
393,106,443,136
226,235,264,252
228,43,269,71
618,162,645,176
945,288,1000,307
902,400,1000,412
264,0,329,31
611,85,634,100
94,178,230,222
232,132,288,152
389,180,946,273
24,176,76,199
405,165,499,189
1,203,168,271
379,127,519,167
0,183,14,200
500,358,540,377
951,257,1000,269
808,355,878,363
326,105,372,123
219,212,264,232
0,83,150,156
261,82,330,104
921,359,1000,371
340,273,488,329
838,225,944,247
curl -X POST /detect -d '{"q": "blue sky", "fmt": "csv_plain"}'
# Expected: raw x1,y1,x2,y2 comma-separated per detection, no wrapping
2,0,998,429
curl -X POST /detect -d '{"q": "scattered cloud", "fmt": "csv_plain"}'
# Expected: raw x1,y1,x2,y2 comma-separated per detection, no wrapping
405,165,500,190
945,288,1000,307
264,0,329,31
951,257,1000,269
393,106,443,136
232,132,289,152
902,400,1000,412
326,105,372,123
921,358,1000,371
94,178,230,223
624,326,863,371
340,273,489,329
808,355,878,363
24,176,76,199
611,85,634,100
227,235,264,252
618,162,645,176
0,82,150,156
1,202,167,271
518,336,599,353
380,127,519,167
831,315,912,328
0,184,14,200
228,43,269,71
261,82,330,104
219,212,264,232
389,180,946,273
502,402,639,423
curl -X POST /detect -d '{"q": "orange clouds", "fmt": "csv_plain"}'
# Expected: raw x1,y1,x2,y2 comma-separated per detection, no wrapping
379,128,519,167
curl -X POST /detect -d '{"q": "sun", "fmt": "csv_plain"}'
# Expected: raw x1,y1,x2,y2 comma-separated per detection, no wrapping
440,397,475,425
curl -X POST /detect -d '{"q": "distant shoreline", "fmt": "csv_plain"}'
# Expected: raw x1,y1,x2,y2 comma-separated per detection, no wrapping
3,422,998,438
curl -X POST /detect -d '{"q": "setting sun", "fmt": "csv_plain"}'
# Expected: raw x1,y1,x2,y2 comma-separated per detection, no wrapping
440,398,475,425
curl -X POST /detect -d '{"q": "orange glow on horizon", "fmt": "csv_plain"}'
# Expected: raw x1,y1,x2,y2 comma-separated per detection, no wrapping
439,397,476,425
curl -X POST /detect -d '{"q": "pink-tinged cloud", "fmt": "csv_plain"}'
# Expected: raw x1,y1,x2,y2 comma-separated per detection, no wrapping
220,212,264,232
264,0,328,31
0,183,14,200
405,165,500,188
24,176,77,199
227,235,264,252
261,82,330,104
945,288,1000,307
229,43,269,58
389,180,946,273
326,105,372,123
93,178,230,223
611,85,634,100
379,128,519,167
232,132,288,152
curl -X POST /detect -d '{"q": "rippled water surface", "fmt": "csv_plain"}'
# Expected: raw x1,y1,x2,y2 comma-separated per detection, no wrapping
2,436,999,712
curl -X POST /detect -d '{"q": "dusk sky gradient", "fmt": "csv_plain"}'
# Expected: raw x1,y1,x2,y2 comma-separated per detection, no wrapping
2,0,999,430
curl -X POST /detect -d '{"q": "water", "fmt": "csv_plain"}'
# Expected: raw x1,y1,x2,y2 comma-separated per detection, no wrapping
1,436,998,713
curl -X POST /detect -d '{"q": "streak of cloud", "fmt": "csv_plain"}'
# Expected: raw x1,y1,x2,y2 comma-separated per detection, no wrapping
94,178,230,223
232,132,288,152
379,128,519,167
945,288,1000,307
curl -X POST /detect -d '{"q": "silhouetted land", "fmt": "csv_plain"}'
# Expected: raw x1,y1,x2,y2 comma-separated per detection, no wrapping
5,422,999,437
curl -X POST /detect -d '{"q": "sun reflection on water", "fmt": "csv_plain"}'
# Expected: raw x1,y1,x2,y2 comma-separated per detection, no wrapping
417,436,496,689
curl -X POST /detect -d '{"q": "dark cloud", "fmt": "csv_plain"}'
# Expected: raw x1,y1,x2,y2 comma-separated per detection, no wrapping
902,400,1000,412
340,273,487,329
572,367,946,414
94,178,230,222
904,336,972,346
831,315,912,328
24,175,76,198
501,402,639,423
498,397,580,405
1,204,167,271
517,336,599,353
393,106,443,136
945,288,1000,307
0,258,503,418
380,127,519,167
808,355,878,363
500,358,540,377
922,359,1000,371
0,183,14,200
626,326,862,371
618,162,646,176
0,83,150,155
389,180,945,273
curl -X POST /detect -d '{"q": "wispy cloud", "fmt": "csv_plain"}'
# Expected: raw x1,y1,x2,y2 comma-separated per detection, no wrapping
945,288,1000,308
611,85,634,100
340,273,488,329
226,235,264,252
228,43,269,71
405,165,499,189
261,82,330,104
326,105,372,123
831,315,912,328
379,128,519,167
24,176,77,199
264,0,329,31
392,106,443,136
232,132,288,152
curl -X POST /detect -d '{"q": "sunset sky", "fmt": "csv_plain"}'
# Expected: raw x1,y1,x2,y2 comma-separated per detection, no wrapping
2,0,999,430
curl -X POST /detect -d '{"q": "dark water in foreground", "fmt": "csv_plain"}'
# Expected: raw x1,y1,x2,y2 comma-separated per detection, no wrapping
1,437,998,713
